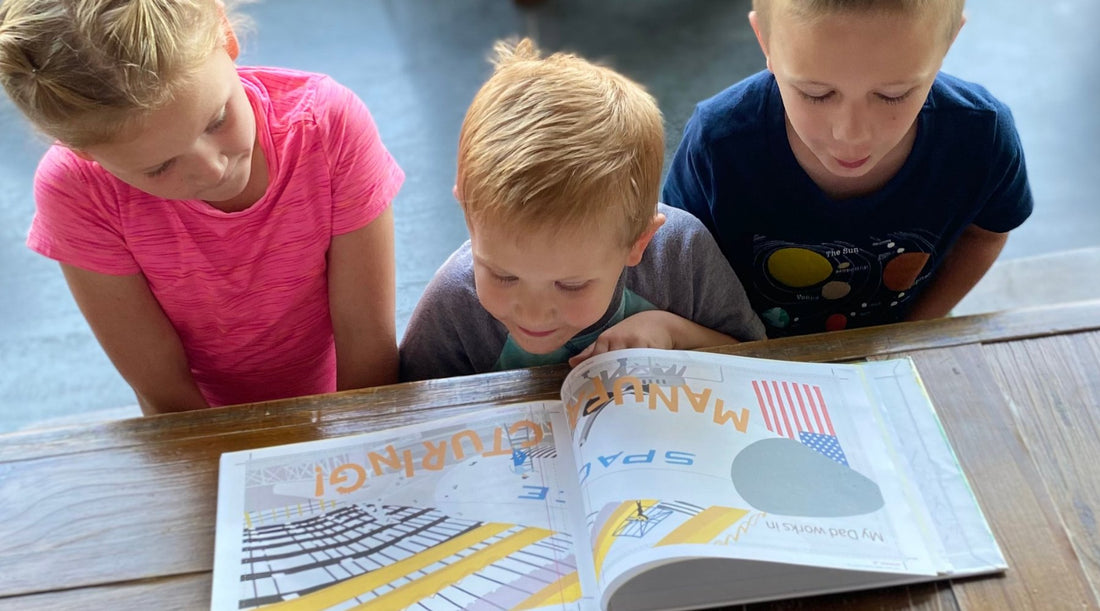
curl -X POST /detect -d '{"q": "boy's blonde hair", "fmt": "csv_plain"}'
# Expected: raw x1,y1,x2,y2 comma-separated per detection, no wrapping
753,0,965,42
0,0,232,148
456,38,664,248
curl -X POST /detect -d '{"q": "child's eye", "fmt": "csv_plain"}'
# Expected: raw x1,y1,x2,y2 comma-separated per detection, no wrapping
876,91,912,105
492,273,518,285
799,91,833,104
556,281,590,293
144,159,174,178
205,108,228,134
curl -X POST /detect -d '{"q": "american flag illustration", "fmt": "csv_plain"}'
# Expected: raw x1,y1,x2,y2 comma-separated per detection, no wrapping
752,380,849,466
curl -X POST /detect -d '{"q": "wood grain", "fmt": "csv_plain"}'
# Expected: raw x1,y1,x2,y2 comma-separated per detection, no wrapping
908,344,1098,609
981,331,1100,603
0,573,210,611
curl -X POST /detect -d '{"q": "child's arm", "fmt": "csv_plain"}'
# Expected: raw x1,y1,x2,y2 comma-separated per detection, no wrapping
568,310,736,367
328,207,399,390
905,224,1009,321
59,264,209,414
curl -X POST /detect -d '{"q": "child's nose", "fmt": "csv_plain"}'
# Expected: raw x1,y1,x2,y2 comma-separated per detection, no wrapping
832,104,872,146
515,289,555,323
188,139,229,184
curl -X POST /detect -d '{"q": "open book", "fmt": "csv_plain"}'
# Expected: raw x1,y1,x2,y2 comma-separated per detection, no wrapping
211,348,1005,610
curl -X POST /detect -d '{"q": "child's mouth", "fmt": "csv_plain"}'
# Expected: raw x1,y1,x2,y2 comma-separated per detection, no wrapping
836,155,870,169
519,326,556,338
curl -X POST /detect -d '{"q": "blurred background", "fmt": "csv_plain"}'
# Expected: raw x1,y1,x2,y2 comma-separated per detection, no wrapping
1,0,1097,432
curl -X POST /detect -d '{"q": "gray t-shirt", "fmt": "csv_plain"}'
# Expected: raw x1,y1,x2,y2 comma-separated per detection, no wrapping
400,205,765,381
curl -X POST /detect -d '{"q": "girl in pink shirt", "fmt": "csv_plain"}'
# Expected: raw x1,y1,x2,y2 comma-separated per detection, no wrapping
0,0,404,413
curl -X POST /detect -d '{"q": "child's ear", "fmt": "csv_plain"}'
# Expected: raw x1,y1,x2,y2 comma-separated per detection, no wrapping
748,11,772,72
625,213,666,267
948,13,967,49
216,1,239,60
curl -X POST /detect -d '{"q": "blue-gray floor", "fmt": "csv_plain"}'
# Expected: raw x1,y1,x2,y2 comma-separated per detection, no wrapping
1,0,1098,432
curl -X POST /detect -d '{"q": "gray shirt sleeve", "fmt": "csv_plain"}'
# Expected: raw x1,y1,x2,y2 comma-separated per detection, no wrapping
398,243,508,382
625,204,766,341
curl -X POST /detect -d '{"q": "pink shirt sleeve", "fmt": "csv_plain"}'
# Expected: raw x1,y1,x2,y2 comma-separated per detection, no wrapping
316,76,404,235
28,146,142,275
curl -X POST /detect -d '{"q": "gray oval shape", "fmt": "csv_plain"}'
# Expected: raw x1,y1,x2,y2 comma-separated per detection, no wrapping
731,437,884,517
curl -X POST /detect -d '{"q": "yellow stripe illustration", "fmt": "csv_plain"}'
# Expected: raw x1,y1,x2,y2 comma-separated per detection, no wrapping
656,506,749,546
354,526,553,610
592,500,656,580
259,522,513,610
513,571,582,610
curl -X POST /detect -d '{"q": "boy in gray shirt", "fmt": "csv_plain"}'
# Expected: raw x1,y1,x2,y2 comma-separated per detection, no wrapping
400,39,764,382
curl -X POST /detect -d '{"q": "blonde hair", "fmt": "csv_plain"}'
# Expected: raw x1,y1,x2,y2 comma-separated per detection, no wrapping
456,38,664,247
753,0,965,42
0,0,233,148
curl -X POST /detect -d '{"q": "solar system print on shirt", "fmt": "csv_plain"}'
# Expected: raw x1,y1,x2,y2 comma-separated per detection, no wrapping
751,229,937,336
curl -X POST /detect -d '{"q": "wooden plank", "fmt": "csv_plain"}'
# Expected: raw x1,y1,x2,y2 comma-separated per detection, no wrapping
745,581,956,610
981,331,1100,602
0,369,566,463
0,401,525,597
906,345,1098,609
711,299,1100,363
4,301,1099,463
0,573,210,611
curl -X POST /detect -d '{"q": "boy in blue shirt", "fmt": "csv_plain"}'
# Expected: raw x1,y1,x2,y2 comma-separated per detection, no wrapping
400,39,765,381
663,0,1033,337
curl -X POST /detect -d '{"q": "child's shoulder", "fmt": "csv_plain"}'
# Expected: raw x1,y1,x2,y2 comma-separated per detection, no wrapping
928,72,1014,116
237,65,332,92
688,71,777,141
648,204,724,257
657,203,709,235
236,65,355,116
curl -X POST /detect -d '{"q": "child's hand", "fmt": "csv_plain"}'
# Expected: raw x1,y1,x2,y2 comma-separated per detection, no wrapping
568,310,679,367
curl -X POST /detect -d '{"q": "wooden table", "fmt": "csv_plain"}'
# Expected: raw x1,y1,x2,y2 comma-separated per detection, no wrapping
2,301,1098,610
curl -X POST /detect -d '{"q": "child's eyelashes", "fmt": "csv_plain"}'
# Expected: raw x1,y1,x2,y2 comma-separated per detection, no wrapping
799,91,834,104
797,90,914,105
487,273,589,293
205,107,229,134
555,281,590,293
205,114,228,134
876,91,912,105
145,159,175,178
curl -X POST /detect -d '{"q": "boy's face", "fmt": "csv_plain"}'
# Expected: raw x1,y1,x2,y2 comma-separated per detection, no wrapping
77,49,260,206
752,5,956,186
469,216,658,355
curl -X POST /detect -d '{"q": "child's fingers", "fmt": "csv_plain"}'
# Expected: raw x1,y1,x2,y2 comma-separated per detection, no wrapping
568,342,596,367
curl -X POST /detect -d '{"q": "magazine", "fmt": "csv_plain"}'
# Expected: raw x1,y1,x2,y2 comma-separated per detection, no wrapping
210,348,1005,610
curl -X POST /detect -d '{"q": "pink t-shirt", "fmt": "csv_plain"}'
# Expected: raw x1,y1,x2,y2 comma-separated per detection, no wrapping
27,66,404,407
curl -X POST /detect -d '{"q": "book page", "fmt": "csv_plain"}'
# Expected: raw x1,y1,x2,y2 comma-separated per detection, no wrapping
557,349,943,605
211,401,598,610
861,359,1006,576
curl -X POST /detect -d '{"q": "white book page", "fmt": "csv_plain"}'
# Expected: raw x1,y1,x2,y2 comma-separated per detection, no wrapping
557,349,941,604
861,359,1006,575
211,402,595,610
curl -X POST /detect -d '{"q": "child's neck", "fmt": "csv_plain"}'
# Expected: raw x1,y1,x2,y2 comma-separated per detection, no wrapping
787,118,917,201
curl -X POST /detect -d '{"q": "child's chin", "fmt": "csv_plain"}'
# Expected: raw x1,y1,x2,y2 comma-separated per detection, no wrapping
512,335,565,356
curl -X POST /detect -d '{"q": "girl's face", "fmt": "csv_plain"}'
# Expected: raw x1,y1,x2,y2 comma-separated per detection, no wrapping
78,48,262,208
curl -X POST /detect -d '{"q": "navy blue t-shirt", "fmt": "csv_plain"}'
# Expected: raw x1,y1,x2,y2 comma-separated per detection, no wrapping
663,71,1033,337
